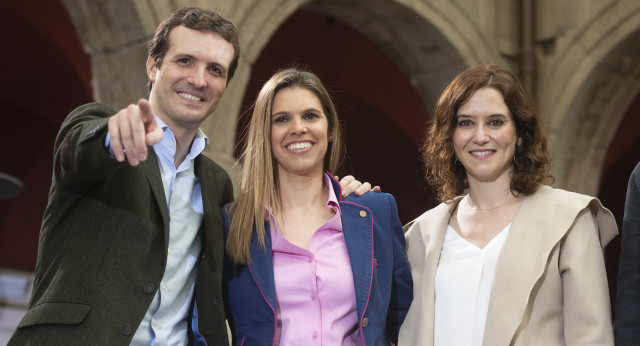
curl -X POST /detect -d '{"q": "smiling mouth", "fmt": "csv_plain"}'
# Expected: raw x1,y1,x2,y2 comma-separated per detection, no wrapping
470,150,495,156
287,142,312,150
178,92,202,101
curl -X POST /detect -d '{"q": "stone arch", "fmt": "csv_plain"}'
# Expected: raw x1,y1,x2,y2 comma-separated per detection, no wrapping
541,3,640,194
214,0,508,188
61,0,511,188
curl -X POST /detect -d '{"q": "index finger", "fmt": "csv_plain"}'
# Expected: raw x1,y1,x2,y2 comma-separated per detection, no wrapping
138,99,154,123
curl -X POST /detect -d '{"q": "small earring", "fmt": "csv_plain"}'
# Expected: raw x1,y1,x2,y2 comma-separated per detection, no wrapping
329,135,333,141
513,154,519,166
454,156,458,164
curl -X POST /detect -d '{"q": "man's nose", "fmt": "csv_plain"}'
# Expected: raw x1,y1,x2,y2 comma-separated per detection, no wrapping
187,67,207,88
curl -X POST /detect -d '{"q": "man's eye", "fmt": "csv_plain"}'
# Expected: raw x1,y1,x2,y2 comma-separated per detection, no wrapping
178,58,189,64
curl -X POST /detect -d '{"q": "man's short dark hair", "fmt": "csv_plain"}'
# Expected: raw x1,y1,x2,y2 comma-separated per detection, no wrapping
147,7,240,91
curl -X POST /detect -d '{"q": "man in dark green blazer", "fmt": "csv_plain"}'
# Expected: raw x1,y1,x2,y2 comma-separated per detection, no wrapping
9,7,372,345
9,7,239,345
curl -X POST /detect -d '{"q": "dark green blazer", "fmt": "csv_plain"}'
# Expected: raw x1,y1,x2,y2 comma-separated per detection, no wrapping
9,103,233,345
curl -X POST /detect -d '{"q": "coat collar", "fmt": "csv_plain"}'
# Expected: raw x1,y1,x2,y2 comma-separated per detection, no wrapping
483,185,617,344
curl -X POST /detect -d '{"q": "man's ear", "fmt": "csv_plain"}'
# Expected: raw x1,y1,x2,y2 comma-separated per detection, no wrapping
146,55,157,83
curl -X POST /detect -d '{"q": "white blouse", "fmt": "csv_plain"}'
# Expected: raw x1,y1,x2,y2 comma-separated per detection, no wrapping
434,222,511,346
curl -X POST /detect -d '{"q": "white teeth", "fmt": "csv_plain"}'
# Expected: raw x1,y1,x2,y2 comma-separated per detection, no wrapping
287,142,312,150
471,150,493,156
178,92,201,101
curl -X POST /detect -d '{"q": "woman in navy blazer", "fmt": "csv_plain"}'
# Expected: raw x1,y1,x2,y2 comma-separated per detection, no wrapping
221,68,412,345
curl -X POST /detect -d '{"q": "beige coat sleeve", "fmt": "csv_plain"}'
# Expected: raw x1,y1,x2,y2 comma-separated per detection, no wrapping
560,208,614,345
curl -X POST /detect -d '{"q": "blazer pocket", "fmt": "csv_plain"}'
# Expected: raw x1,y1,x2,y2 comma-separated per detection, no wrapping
17,301,92,329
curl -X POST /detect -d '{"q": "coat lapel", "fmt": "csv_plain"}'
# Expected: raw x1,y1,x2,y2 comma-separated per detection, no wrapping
398,199,457,345
417,200,456,344
341,202,374,319
483,186,612,345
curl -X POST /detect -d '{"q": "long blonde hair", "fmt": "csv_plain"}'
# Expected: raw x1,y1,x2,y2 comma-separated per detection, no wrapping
226,68,344,264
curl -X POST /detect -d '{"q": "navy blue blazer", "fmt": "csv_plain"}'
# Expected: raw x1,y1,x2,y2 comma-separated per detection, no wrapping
221,175,413,345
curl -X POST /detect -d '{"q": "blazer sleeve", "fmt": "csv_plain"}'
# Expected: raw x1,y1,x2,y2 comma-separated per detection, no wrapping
560,207,614,345
615,162,640,346
53,102,125,191
385,194,414,343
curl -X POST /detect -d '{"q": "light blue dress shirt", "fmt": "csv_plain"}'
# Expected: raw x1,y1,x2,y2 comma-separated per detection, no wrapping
106,116,208,345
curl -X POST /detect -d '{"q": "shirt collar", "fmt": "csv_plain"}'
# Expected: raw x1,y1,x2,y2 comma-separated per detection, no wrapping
155,115,209,159
265,172,342,219
323,172,341,214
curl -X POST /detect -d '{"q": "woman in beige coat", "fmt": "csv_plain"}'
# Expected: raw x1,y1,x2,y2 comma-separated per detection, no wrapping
399,65,617,346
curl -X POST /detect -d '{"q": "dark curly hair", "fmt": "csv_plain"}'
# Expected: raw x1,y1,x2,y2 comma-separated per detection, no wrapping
422,64,554,203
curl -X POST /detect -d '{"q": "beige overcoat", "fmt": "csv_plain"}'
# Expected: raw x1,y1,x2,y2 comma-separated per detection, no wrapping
398,186,618,346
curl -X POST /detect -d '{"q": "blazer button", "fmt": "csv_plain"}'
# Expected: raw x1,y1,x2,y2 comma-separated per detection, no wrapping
201,252,207,260
359,210,367,217
144,284,155,294
362,317,369,328
122,324,133,335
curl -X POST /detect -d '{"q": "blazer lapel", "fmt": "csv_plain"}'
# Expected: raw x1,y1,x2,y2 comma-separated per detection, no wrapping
341,202,374,319
195,156,222,270
141,148,169,238
247,222,277,311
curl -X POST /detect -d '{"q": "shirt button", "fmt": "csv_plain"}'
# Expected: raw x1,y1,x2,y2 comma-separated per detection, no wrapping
359,210,367,217
311,293,317,300
169,140,174,147
122,324,133,335
144,284,154,294
307,257,313,263
168,247,172,254
162,284,168,291
312,332,318,340
170,210,175,218
153,320,158,328
362,317,369,328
